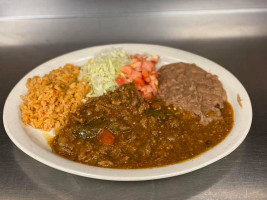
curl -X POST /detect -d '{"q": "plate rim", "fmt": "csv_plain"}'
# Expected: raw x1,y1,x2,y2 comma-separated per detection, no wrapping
3,43,253,181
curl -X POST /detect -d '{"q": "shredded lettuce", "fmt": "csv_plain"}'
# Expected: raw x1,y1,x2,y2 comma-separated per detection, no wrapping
79,48,131,97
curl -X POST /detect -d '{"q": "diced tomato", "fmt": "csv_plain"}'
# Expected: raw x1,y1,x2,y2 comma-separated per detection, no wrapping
150,55,159,63
142,70,149,78
115,76,127,86
119,54,159,99
134,78,145,86
142,61,155,72
151,71,158,76
132,61,142,71
150,74,157,81
131,58,139,64
120,65,132,75
133,54,143,61
130,70,142,79
144,76,151,83
98,129,115,145
151,81,158,95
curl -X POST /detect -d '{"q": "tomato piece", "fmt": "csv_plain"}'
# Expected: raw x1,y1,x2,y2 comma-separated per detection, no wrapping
142,70,149,78
134,78,145,86
150,81,158,95
130,70,142,79
131,58,139,64
120,65,132,75
142,61,155,72
133,54,143,61
150,71,158,76
119,54,159,99
132,61,142,71
115,76,127,86
144,76,151,83
150,74,157,81
98,129,115,145
150,55,159,63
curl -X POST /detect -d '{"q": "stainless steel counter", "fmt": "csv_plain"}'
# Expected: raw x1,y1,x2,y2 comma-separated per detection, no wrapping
1,2,267,199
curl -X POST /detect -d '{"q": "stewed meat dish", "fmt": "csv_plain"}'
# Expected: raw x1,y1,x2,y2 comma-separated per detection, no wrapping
52,83,233,168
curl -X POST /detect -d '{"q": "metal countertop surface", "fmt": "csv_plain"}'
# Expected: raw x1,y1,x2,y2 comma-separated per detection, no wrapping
0,3,267,199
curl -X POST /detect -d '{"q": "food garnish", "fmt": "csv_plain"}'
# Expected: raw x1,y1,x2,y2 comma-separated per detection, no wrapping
79,48,131,97
116,54,159,99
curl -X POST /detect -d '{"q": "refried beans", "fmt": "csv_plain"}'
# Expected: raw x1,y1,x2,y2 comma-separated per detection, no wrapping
157,62,227,125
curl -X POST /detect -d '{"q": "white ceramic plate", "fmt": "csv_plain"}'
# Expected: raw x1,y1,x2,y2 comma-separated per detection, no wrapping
3,44,252,181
